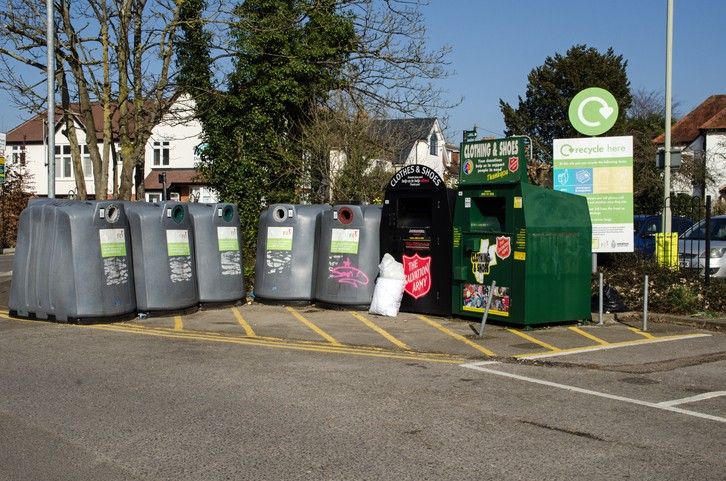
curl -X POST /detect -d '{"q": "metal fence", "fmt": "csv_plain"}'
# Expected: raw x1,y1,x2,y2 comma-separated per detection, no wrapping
653,194,725,286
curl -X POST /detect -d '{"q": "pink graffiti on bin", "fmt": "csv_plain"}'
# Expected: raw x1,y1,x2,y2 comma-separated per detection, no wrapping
329,258,369,288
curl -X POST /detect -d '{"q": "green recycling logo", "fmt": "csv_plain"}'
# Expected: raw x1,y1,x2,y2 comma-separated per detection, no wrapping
568,87,619,136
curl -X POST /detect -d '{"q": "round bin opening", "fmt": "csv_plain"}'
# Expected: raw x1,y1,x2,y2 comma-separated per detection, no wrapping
338,207,353,225
273,207,287,222
223,205,235,223
106,204,120,224
172,205,185,224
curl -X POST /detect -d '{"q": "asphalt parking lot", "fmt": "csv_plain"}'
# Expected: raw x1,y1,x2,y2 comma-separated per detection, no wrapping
66,301,715,364
0,257,724,480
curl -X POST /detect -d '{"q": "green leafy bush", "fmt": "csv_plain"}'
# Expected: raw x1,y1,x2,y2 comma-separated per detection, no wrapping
596,253,725,315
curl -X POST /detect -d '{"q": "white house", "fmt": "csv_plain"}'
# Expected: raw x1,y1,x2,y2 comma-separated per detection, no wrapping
368,117,449,177
323,117,449,201
654,94,726,202
4,96,216,202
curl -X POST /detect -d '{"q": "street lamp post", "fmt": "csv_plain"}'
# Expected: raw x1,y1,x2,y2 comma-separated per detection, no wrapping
663,0,674,233
47,0,55,198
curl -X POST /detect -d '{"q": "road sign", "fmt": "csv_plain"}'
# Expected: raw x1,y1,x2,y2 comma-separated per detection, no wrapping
0,133,5,153
568,87,619,136
0,154,5,184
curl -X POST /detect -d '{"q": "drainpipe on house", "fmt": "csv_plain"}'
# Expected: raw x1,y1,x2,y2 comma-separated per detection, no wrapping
159,172,168,201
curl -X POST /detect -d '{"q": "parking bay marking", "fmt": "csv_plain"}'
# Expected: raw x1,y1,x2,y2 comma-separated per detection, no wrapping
515,333,712,360
349,311,411,350
231,307,257,337
568,326,609,345
656,391,726,408
416,315,496,357
506,328,561,352
461,361,726,423
285,307,341,345
628,326,656,339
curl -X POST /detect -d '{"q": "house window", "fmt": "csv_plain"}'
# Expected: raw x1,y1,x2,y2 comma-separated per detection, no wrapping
82,145,93,178
153,141,170,166
429,134,438,156
147,193,162,203
10,146,25,165
55,145,73,179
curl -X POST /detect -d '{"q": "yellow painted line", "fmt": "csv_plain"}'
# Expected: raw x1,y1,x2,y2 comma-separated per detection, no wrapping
82,323,464,364
568,326,609,345
286,307,340,345
174,315,184,331
416,315,496,357
506,328,561,352
515,333,712,359
628,326,656,339
231,307,256,337
349,311,410,350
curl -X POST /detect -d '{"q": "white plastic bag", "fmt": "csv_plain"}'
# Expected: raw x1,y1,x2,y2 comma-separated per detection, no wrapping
368,277,406,317
378,253,405,280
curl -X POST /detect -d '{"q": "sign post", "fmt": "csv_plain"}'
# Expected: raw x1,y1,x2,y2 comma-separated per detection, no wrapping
558,87,632,270
553,136,633,253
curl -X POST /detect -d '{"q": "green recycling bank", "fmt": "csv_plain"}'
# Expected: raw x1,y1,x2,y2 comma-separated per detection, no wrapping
452,137,592,326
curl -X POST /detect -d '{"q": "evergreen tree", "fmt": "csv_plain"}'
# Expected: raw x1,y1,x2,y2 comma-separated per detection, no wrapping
500,44,632,163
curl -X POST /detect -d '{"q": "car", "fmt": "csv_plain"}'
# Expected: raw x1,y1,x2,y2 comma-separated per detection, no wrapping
678,215,726,278
634,214,694,257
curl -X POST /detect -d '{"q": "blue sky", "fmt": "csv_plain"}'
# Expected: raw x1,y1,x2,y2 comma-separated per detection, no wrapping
2,0,724,138
423,0,726,140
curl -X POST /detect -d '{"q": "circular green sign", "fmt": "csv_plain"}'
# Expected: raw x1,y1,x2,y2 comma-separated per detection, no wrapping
568,87,619,136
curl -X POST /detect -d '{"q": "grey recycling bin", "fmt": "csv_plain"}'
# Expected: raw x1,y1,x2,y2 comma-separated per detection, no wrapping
314,205,382,307
254,204,330,302
188,203,245,304
9,200,136,322
124,201,199,313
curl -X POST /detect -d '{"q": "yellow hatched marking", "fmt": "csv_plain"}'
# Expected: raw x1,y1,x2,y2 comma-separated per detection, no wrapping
231,307,257,337
286,307,340,345
174,316,184,331
416,315,496,357
85,323,463,364
568,326,609,345
628,326,656,339
506,328,561,352
349,311,410,350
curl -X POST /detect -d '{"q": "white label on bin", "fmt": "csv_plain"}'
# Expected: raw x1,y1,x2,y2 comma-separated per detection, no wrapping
331,228,359,254
267,226,293,251
99,229,127,257
217,226,239,252
100,229,129,286
464,197,471,208
166,230,190,256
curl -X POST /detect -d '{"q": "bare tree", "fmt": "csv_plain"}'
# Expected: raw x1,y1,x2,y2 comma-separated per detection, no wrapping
0,0,184,199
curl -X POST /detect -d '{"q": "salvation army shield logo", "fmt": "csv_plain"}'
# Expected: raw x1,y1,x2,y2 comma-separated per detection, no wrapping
508,156,519,173
496,236,511,260
403,254,432,299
